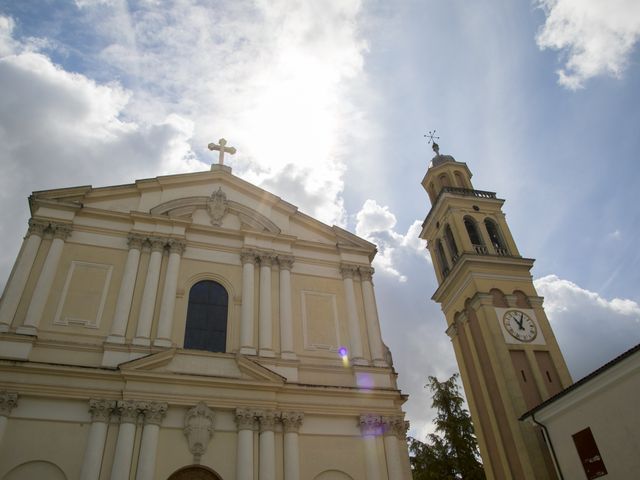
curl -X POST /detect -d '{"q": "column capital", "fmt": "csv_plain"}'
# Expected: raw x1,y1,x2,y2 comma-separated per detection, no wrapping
127,233,146,250
115,399,141,424
340,264,359,279
148,237,167,253
52,223,72,240
240,249,258,265
0,391,18,417
359,414,383,436
281,411,304,433
258,253,276,267
235,408,257,430
381,415,407,438
89,399,116,423
277,255,295,271
140,401,168,426
27,219,48,237
359,266,375,282
256,410,278,432
168,238,186,255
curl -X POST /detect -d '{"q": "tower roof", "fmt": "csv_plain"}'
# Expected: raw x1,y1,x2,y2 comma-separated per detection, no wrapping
430,153,457,168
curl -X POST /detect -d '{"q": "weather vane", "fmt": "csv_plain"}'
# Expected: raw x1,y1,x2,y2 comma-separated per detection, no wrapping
424,130,440,156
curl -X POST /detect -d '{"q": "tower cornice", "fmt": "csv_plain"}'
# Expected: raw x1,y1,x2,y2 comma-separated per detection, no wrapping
432,254,535,308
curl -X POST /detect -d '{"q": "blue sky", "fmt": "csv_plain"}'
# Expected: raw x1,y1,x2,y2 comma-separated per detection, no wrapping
1,0,639,440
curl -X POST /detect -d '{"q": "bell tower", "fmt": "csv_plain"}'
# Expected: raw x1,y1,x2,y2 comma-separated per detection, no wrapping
420,141,572,479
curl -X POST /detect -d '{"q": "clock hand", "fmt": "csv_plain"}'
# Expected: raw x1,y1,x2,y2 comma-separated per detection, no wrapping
516,313,525,330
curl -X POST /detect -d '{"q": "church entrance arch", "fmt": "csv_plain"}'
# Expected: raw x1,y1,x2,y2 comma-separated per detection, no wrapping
167,465,223,480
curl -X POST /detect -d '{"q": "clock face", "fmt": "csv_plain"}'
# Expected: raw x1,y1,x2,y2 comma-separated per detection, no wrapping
502,310,537,342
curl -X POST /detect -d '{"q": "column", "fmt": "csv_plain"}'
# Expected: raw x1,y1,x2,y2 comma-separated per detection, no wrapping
155,239,186,347
136,402,168,480
278,256,296,359
0,220,46,332
80,399,115,480
133,238,165,346
107,234,144,343
359,267,386,366
110,400,140,480
257,410,277,480
0,391,18,446
258,254,275,357
381,416,404,480
18,223,72,335
240,250,257,355
235,408,256,480
399,420,412,479
281,412,303,480
359,415,383,480
340,264,365,364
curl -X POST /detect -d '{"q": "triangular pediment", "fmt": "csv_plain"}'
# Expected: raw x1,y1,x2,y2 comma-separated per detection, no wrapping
119,349,286,384
27,166,377,253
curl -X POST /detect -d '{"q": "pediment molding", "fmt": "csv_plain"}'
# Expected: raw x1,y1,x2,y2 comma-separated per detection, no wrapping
150,195,281,234
119,349,285,384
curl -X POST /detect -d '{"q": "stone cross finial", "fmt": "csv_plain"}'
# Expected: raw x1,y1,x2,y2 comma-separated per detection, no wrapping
208,138,236,165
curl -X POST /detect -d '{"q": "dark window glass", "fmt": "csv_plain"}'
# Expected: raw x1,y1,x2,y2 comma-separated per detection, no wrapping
464,217,483,246
485,218,507,252
184,280,228,353
436,240,449,276
444,224,459,259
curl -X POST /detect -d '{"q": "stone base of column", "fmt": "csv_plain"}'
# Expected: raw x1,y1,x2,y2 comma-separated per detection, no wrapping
105,334,126,345
153,338,173,348
372,359,388,367
259,348,276,358
15,325,38,336
239,346,257,355
132,337,151,346
281,351,298,360
0,324,9,333
0,338,32,360
352,357,369,366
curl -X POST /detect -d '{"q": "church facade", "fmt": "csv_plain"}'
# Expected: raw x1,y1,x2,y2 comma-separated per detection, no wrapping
0,160,411,480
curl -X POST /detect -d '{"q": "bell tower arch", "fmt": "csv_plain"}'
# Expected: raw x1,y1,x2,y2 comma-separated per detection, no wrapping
420,144,572,479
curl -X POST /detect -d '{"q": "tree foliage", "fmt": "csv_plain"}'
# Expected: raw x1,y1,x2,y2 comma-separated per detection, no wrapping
409,374,485,480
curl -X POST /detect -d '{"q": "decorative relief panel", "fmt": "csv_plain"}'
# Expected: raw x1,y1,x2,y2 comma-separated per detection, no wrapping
301,290,341,351
54,261,113,328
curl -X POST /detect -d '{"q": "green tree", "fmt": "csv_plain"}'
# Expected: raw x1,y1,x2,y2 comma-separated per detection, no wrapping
409,373,485,480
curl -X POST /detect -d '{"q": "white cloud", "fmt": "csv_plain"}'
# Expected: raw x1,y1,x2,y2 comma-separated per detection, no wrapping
535,274,640,379
536,0,640,89
73,0,368,226
355,199,429,281
0,23,198,289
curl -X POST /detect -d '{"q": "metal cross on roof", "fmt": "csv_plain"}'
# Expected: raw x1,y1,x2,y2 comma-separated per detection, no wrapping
424,130,440,156
208,138,236,165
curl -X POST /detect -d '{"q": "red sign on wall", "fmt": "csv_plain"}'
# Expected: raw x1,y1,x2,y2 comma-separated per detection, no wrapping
572,427,607,479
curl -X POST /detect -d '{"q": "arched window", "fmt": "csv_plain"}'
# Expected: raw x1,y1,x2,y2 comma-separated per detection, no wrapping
436,239,449,276
484,218,508,255
439,173,451,189
464,217,486,254
454,171,466,188
444,224,459,262
184,280,228,353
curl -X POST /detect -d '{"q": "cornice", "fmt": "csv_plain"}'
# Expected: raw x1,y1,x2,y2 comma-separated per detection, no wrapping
432,254,535,307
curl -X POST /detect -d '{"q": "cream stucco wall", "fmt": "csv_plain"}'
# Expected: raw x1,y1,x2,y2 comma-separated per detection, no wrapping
0,165,411,480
